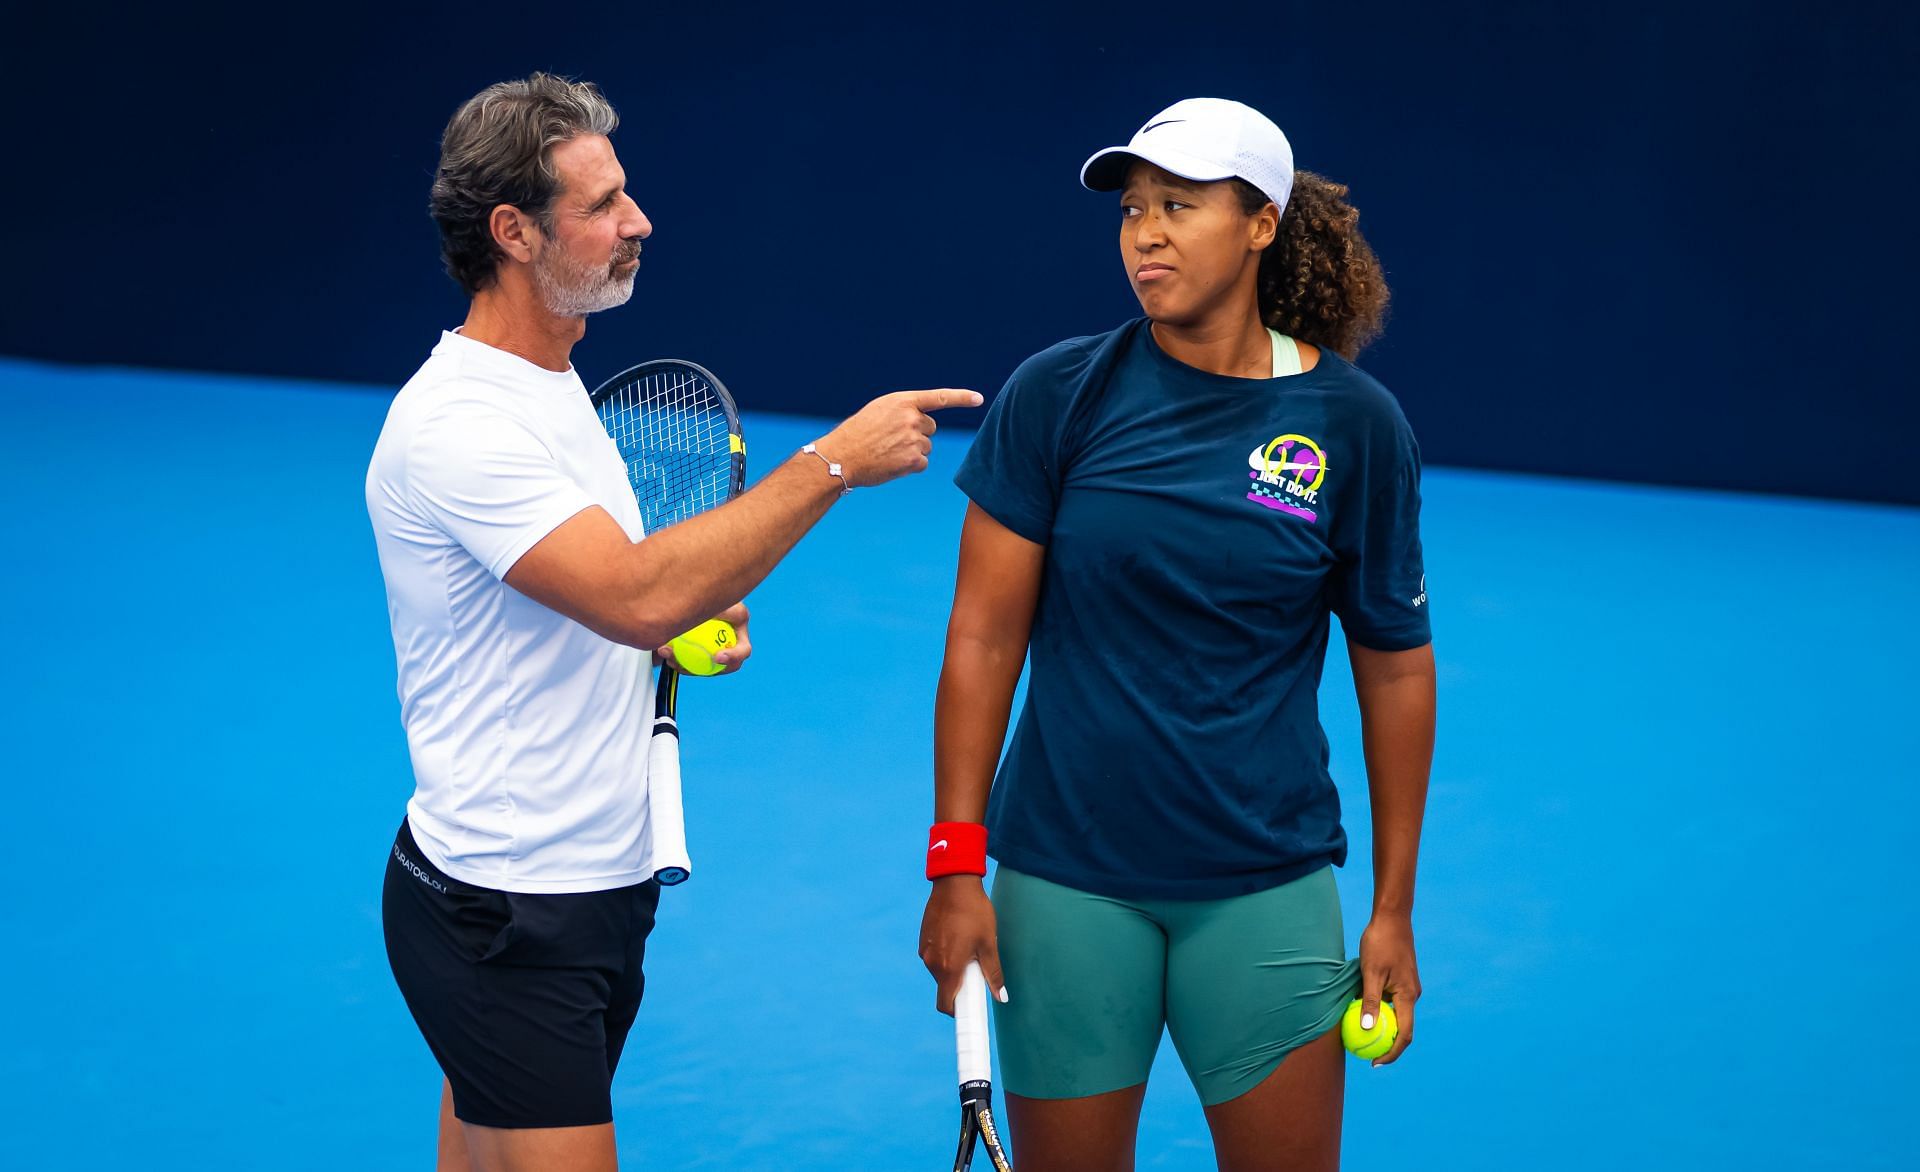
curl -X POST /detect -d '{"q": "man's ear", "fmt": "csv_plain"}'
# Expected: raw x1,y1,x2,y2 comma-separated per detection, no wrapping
490,204,541,264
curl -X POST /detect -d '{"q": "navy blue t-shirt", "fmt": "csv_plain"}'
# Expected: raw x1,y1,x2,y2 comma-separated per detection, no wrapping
954,319,1430,900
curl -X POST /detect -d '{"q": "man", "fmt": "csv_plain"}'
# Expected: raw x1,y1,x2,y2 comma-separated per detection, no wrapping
366,74,978,1172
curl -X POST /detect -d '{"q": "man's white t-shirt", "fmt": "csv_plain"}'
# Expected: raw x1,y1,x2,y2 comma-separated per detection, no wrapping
367,330,659,893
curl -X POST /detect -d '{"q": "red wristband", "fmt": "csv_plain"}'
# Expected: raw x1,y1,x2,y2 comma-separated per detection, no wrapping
926,821,988,879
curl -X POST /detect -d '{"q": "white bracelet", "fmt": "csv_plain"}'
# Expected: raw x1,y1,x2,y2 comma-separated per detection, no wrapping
802,442,852,496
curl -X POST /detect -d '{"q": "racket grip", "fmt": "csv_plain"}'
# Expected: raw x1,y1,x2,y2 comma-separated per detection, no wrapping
956,960,993,1087
645,721,691,885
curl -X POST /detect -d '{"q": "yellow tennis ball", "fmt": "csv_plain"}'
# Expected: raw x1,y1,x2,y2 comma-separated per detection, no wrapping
1340,999,1397,1060
668,619,736,677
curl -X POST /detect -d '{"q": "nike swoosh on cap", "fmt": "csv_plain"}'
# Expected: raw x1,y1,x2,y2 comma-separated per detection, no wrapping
1140,118,1185,134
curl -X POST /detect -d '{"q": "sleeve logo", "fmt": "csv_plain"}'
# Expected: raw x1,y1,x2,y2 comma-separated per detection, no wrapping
1244,434,1327,524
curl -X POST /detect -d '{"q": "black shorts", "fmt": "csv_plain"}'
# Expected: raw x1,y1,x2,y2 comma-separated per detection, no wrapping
382,818,662,1129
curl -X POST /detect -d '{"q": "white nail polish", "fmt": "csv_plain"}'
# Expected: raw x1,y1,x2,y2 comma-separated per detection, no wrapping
998,987,1010,1003
1361,1014,1375,1030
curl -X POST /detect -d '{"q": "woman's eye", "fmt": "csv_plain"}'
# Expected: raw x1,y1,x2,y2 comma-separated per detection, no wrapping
1164,201,1187,213
1120,205,1141,219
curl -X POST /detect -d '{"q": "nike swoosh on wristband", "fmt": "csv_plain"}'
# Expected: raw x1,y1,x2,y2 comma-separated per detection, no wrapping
931,840,949,851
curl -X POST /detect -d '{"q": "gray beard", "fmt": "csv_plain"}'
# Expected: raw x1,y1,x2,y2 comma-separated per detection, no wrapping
533,244,636,317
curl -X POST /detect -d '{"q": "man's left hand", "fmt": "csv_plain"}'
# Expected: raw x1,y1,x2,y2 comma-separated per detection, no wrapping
653,601,752,675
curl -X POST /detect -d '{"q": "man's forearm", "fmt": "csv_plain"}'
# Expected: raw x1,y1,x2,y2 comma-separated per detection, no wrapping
621,452,842,644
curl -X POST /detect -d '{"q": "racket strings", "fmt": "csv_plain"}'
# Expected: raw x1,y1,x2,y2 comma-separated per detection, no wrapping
598,370,737,532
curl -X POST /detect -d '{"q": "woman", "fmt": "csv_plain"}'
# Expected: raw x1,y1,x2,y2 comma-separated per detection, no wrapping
919,98,1435,1171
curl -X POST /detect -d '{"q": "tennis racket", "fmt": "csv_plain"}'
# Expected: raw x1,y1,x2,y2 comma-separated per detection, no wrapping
953,960,1014,1171
589,358,745,886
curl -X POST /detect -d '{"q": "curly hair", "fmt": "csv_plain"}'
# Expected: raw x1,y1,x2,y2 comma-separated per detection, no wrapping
1233,172,1389,360
430,74,619,296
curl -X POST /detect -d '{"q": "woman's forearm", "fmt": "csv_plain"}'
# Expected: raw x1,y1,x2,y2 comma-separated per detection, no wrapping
934,633,1027,822
1349,641,1436,916
933,505,1045,824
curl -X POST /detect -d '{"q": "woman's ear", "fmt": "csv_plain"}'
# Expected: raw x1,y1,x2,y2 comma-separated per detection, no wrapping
1249,201,1280,252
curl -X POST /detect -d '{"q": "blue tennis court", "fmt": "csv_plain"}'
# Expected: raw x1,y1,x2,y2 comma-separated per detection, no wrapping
3,356,1913,1168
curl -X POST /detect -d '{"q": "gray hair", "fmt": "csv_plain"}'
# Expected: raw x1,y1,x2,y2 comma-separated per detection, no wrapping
430,74,620,296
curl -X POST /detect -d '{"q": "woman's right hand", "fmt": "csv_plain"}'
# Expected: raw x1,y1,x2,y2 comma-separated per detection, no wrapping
919,874,1006,1015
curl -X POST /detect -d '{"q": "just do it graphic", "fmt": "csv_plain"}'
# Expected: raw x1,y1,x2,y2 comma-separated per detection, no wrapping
1245,434,1327,523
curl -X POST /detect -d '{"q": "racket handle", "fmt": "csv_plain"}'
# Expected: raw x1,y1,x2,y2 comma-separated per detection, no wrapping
645,709,691,886
956,960,993,1087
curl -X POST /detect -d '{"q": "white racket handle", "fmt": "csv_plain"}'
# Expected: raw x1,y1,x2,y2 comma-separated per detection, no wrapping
645,719,692,883
956,960,992,1086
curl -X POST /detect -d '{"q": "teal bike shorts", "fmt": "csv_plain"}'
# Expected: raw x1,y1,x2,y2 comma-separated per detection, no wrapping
990,864,1359,1106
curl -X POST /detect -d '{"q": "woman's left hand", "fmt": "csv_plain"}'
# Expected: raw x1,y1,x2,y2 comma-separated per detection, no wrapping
1357,911,1420,1067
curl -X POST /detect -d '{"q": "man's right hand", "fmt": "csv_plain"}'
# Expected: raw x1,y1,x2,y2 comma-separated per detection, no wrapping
919,874,1006,1016
813,389,983,488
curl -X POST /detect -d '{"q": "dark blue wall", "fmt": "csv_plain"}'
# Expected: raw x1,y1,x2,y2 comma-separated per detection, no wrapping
7,1,1915,503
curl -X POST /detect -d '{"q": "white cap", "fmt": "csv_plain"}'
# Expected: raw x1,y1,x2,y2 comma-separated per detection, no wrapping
1080,97,1294,213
